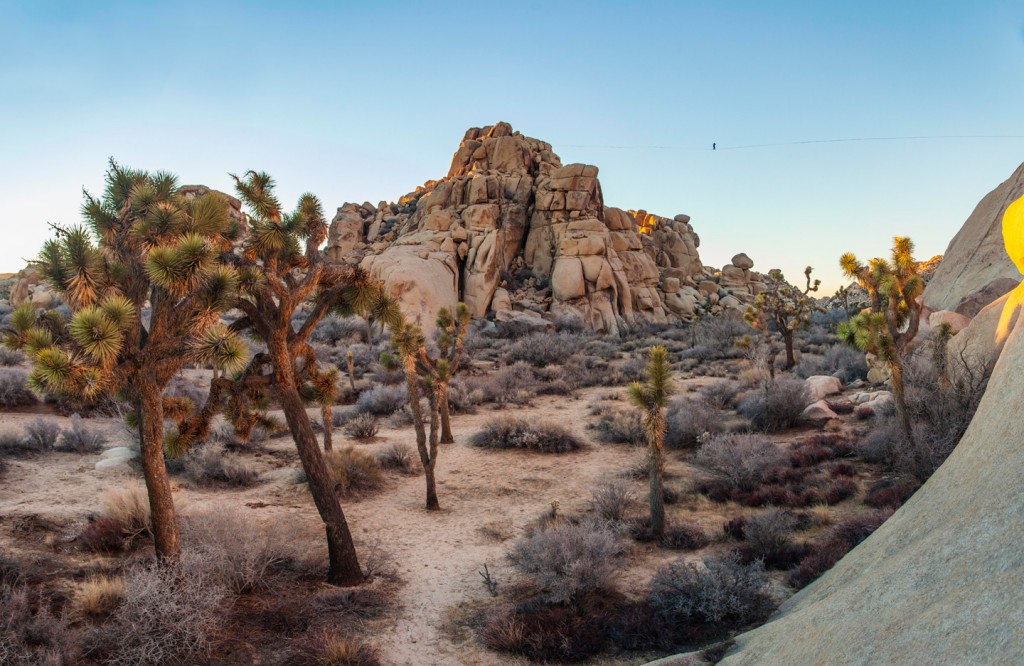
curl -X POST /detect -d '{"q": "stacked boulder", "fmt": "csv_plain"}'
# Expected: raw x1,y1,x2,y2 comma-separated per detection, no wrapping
327,122,758,334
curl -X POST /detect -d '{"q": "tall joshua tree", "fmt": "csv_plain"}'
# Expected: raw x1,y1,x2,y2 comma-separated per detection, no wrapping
628,346,673,540
838,237,924,447
175,171,398,586
389,303,470,509
744,267,822,370
2,162,247,561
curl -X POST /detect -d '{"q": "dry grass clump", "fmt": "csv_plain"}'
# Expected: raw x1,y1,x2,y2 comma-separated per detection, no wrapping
53,414,105,452
374,443,415,474
76,575,124,617
100,482,152,541
588,407,645,446
185,509,298,593
587,479,634,522
23,418,62,451
79,517,127,553
695,433,786,493
470,417,585,454
324,448,385,498
300,630,382,666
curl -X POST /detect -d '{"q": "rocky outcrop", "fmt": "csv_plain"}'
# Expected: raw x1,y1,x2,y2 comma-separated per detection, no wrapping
326,122,757,334
922,161,1024,316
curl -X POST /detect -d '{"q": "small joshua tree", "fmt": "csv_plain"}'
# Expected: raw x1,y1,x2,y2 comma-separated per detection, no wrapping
744,267,822,370
838,237,923,447
628,346,674,539
389,303,470,510
2,162,247,561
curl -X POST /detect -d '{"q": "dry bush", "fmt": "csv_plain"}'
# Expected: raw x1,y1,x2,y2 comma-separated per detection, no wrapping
324,448,385,498
695,433,786,492
95,551,227,665
355,384,407,416
76,575,124,617
742,509,796,559
0,347,25,366
470,417,584,454
185,509,298,593
445,379,484,413
700,379,741,409
665,397,724,449
374,443,415,474
0,368,36,409
795,345,868,383
737,376,807,433
588,407,645,446
789,509,893,588
507,332,582,367
661,522,710,551
865,477,919,509
467,362,537,406
587,478,634,522
647,552,776,629
315,586,392,620
52,414,105,453
311,315,366,345
78,517,126,553
343,413,379,440
183,445,259,487
507,520,627,604
0,584,81,665
24,419,62,451
100,482,152,542
297,629,381,666
0,430,39,457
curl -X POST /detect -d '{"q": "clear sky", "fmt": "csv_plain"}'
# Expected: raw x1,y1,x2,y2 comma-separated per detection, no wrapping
2,0,1022,292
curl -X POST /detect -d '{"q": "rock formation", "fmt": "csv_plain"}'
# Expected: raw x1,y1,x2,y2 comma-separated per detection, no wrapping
922,161,1024,316
326,122,764,333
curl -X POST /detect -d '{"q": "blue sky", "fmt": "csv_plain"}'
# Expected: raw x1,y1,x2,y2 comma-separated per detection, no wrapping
2,0,1022,291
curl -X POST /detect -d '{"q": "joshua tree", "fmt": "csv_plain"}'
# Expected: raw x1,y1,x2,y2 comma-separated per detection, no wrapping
744,267,822,370
175,171,399,585
838,237,924,447
389,303,470,509
628,345,674,540
2,162,247,561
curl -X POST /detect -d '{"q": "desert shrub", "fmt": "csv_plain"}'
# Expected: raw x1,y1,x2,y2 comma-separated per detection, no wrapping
823,477,858,504
355,384,407,416
664,397,724,449
682,313,749,362
0,430,41,457
507,332,581,367
100,482,151,541
470,417,584,453
865,477,919,509
0,347,24,366
185,509,298,593
858,418,901,462
742,509,795,559
588,479,634,522
23,418,61,451
588,407,645,446
96,552,226,665
468,362,537,406
0,368,35,408
795,345,868,383
723,516,748,540
79,517,126,553
701,380,741,409
829,461,857,477
790,510,893,588
342,413,379,440
647,552,776,630
375,443,415,474
184,445,259,487
54,414,105,453
737,376,806,433
0,584,81,665
76,575,125,617
445,378,484,413
311,315,366,345
695,433,786,492
507,520,627,603
324,448,385,497
661,522,710,551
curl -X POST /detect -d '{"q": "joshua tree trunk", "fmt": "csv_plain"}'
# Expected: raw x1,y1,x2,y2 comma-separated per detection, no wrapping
440,383,454,444
138,381,181,561
425,385,442,509
647,410,666,539
782,330,796,370
321,402,333,452
346,352,356,391
889,360,917,450
270,337,362,586
403,355,438,509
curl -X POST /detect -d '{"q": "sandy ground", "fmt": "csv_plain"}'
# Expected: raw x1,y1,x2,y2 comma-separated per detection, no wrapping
0,375,868,665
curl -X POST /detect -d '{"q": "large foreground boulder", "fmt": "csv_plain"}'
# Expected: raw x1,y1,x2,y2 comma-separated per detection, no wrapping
922,161,1024,316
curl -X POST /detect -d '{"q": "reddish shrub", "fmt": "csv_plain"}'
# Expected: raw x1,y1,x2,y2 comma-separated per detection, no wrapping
823,478,858,505
723,516,748,540
790,444,830,468
828,462,857,478
789,540,850,588
78,518,125,553
865,479,919,509
661,523,709,551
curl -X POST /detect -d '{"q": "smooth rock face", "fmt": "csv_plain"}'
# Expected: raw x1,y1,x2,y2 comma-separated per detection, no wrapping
927,309,971,335
718,295,1024,665
922,161,1024,316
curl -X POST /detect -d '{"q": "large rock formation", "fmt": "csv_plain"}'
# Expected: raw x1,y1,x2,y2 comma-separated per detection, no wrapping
326,122,762,333
922,161,1024,316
